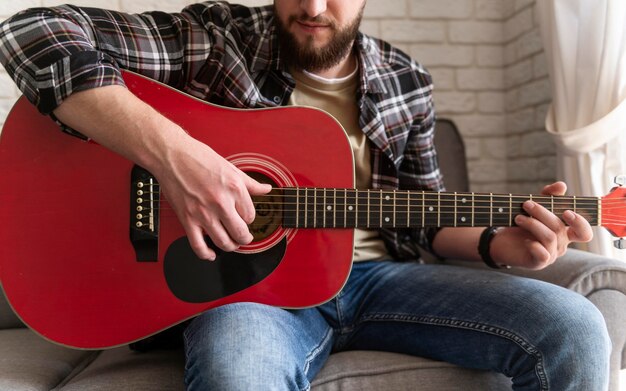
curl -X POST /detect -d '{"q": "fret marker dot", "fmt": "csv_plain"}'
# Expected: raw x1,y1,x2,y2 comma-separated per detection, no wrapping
348,206,354,211
385,195,390,201
462,198,467,203
461,217,466,222
498,208,504,213
384,217,390,222
428,206,434,212
327,205,332,211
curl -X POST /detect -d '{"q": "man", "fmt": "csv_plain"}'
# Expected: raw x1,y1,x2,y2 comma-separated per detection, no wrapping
0,1,610,389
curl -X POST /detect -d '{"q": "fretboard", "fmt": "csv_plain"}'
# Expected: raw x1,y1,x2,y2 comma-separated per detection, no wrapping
276,188,600,229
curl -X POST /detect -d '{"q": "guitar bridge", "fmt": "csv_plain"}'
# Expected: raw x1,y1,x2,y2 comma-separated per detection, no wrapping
130,165,159,261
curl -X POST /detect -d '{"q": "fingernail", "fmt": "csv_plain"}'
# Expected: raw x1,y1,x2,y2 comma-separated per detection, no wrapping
563,210,575,223
524,201,535,210
515,215,525,225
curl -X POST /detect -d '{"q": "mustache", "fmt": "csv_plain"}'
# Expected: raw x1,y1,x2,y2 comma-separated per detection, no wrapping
288,13,335,28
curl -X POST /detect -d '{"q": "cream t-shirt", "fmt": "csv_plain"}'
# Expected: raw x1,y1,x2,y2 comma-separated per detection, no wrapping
288,67,388,262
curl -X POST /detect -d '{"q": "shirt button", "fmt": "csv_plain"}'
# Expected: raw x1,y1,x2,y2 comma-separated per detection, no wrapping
273,96,281,104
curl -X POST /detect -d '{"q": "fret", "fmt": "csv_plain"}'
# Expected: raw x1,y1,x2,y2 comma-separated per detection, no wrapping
471,193,475,227
550,195,554,214
340,189,347,228
281,188,297,228
295,188,300,228
405,191,421,227
322,189,326,228
323,188,334,228
573,196,577,214
457,193,471,227
473,193,490,226
379,189,383,228
437,192,441,227
381,190,394,227
489,193,493,226
358,190,366,228
367,190,371,228
313,188,324,228
509,194,513,226
333,189,337,228
394,191,408,227
438,192,456,227
421,191,425,227
309,188,317,228
422,192,438,226
406,191,410,227
304,188,308,228
346,189,356,228
491,194,510,226
454,191,457,227
391,189,396,228
313,188,317,228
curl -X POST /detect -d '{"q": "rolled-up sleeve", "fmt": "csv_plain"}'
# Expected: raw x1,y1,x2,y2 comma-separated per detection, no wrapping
0,5,210,114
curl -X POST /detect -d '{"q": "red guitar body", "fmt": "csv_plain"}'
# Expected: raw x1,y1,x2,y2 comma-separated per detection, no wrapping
0,72,355,349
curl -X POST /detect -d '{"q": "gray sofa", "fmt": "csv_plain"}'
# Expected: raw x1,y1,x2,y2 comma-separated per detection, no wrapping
1,120,625,390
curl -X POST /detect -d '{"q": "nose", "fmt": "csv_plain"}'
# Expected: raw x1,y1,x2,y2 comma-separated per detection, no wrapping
300,0,327,17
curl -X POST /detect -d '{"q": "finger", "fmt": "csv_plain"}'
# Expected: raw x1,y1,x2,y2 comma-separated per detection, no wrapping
522,200,564,233
563,210,593,243
187,225,217,261
515,213,558,256
541,181,567,196
204,219,242,252
245,174,272,195
236,175,271,224
220,208,254,245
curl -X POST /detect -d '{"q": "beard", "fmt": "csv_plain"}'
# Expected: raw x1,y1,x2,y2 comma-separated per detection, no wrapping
274,5,364,73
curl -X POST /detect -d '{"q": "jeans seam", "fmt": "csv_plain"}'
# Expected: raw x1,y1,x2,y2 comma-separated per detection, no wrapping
359,313,549,391
300,327,333,391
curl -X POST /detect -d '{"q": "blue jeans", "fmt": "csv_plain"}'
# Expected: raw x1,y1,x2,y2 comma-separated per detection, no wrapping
183,261,611,390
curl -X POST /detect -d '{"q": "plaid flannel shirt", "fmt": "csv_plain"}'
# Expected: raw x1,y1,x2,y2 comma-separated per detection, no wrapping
0,1,444,260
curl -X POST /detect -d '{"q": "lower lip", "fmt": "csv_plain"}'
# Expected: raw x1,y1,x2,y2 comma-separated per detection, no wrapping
296,22,329,34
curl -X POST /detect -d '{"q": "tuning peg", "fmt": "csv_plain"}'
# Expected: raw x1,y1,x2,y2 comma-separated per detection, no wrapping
614,176,626,186
614,238,626,249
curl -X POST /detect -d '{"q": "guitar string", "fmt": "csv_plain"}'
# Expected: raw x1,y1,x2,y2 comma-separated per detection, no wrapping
132,188,626,225
138,185,603,203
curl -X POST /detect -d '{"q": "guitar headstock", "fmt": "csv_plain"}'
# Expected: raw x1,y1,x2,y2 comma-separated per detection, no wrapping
601,185,626,238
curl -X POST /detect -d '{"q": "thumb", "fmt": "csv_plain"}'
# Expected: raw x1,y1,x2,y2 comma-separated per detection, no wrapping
541,181,567,196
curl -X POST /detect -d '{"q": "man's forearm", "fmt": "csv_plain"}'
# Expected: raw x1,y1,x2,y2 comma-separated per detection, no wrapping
52,85,189,177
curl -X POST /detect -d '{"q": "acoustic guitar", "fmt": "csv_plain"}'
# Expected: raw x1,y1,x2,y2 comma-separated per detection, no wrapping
0,71,624,349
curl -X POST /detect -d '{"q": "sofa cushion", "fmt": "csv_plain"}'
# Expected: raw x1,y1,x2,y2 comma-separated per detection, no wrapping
58,347,185,391
55,346,512,391
311,350,510,391
0,328,96,391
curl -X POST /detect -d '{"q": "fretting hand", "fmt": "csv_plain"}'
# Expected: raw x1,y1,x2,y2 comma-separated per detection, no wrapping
489,182,593,269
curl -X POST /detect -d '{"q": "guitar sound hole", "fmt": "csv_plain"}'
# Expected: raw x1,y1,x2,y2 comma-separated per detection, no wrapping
248,172,282,242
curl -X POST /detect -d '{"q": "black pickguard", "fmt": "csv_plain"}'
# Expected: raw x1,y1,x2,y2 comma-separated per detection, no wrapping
163,237,286,303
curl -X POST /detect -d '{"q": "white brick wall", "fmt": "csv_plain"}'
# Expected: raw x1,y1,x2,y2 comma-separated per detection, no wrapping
0,0,553,194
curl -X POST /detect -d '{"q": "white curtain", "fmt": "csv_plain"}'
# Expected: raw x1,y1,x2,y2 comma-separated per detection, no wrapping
537,0,626,261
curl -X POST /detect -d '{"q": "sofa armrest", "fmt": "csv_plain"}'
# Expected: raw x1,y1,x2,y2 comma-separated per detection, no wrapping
495,248,626,297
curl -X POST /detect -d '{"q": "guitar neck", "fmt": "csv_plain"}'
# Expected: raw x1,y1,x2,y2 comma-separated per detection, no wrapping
276,188,601,229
